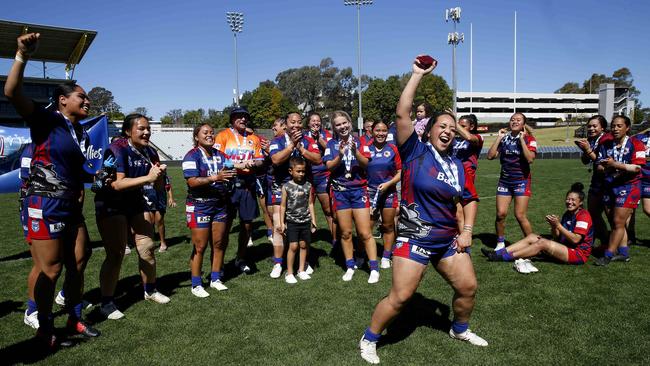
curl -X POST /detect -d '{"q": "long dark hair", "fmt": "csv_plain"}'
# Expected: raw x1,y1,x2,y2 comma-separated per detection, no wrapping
459,114,479,134
422,112,457,142
588,115,608,130
192,123,213,147
47,81,79,111
121,113,149,137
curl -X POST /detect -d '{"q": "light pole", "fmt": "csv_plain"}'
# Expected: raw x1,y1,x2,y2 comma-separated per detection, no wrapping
226,12,244,106
344,0,373,133
446,7,463,116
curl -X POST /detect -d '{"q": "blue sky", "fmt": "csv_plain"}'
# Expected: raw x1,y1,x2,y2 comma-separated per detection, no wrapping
3,0,649,119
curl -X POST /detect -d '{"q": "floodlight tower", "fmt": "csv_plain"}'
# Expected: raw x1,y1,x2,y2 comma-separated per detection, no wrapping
226,12,244,106
446,7,463,115
344,0,373,132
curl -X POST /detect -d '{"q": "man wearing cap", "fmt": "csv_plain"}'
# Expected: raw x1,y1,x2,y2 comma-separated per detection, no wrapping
214,107,264,273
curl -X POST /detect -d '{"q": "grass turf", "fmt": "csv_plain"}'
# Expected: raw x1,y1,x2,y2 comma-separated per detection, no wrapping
0,159,649,365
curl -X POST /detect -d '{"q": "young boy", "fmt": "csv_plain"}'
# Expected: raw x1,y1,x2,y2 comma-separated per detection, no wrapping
279,157,317,284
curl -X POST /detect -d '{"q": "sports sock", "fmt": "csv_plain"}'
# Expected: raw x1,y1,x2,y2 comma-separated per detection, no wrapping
618,247,629,257
144,283,156,294
497,236,505,245
382,250,391,259
363,327,381,342
501,250,514,261
191,276,202,288
273,257,283,264
369,260,379,271
26,299,37,315
604,250,614,258
211,271,221,282
345,258,356,269
68,302,82,321
451,320,469,334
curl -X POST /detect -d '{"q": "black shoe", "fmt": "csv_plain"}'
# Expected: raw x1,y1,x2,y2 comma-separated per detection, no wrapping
610,255,631,263
480,247,499,261
67,320,101,337
594,256,611,266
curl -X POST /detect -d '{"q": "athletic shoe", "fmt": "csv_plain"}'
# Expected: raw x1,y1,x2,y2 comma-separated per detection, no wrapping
523,259,539,273
100,303,125,320
480,247,499,261
449,328,488,346
158,245,167,253
594,256,611,266
342,268,355,282
247,237,254,247
495,242,506,251
368,270,380,284
24,310,39,329
267,235,273,243
144,291,170,304
210,280,228,291
191,286,210,298
270,263,282,278
285,274,298,284
380,258,391,269
611,255,631,262
55,291,65,306
359,336,380,364
304,264,314,275
513,259,531,274
297,271,311,280
67,320,101,338
235,258,252,274
124,245,131,255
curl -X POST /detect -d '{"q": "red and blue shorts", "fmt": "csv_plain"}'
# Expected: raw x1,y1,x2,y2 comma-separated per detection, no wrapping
331,187,369,211
392,237,465,266
26,195,84,240
603,182,640,209
186,199,230,229
496,177,531,197
368,187,399,211
312,174,329,195
566,247,589,265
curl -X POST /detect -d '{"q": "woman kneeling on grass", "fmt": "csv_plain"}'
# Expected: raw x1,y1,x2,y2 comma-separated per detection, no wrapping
481,183,594,273
358,56,486,365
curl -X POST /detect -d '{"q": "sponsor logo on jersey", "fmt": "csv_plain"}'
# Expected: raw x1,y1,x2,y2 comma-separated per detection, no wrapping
31,219,40,232
197,216,210,224
575,221,588,229
410,244,431,258
49,222,65,233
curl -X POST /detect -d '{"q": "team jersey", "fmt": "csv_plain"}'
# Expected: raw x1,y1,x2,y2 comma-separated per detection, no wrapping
304,129,332,179
634,131,650,184
269,134,320,187
452,134,484,173
19,144,33,198
323,135,371,191
597,136,646,186
26,107,91,199
584,132,614,185
398,131,470,248
387,123,397,143
113,139,161,203
214,128,264,176
182,146,230,200
559,208,593,256
498,134,537,181
359,133,373,147
367,143,401,191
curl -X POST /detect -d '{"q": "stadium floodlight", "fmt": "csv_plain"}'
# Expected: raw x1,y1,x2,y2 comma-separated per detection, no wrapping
445,6,463,115
226,12,244,106
344,0,373,132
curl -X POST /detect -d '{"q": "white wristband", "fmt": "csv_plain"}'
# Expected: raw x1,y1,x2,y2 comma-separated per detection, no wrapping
15,54,26,63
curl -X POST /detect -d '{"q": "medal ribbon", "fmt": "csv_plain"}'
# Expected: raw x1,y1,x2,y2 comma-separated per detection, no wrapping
426,142,461,193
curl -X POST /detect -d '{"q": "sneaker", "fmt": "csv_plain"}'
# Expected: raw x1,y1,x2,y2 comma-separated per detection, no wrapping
380,258,391,269
495,242,506,251
124,245,131,255
158,244,168,253
210,280,228,291
285,274,298,284
297,271,311,280
449,328,488,346
191,286,210,298
144,291,171,304
611,254,631,262
304,264,315,275
513,259,531,274
55,291,65,306
342,268,355,282
270,263,283,278
24,310,39,329
247,237,254,247
67,320,101,337
359,336,380,364
235,258,252,274
100,303,124,320
480,247,499,261
594,256,611,266
368,270,380,284
267,235,273,243
523,259,539,273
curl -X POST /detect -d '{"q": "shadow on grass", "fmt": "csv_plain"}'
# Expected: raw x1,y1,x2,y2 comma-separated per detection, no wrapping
0,300,23,320
153,235,189,251
379,293,451,347
0,329,92,365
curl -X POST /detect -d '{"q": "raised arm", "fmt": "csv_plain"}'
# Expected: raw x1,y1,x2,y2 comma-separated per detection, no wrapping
396,56,437,146
486,129,507,160
455,123,481,146
4,33,40,118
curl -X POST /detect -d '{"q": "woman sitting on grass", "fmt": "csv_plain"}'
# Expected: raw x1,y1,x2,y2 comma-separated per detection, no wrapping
481,183,593,272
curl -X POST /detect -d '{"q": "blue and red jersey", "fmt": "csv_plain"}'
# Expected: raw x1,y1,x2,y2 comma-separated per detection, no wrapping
498,134,537,181
269,134,320,187
597,136,646,186
367,143,401,191
182,146,230,200
26,107,90,199
359,132,373,147
323,135,371,191
386,123,397,143
19,144,33,198
452,134,484,173
112,139,161,204
634,131,650,184
304,129,332,180
559,208,593,257
398,132,471,248
585,132,614,186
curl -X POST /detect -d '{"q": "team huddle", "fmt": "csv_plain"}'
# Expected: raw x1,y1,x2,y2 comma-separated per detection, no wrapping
6,33,650,362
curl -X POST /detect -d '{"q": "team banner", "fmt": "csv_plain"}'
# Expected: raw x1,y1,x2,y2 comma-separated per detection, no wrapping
0,115,109,193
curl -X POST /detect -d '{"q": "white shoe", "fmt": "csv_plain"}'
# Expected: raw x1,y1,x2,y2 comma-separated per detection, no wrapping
210,280,228,291
368,270,380,284
144,290,171,304
513,259,531,274
359,337,380,364
285,274,298,284
495,242,506,251
304,264,314,275
523,259,539,273
100,303,125,320
380,258,391,269
191,286,210,298
270,263,283,279
24,310,39,329
449,328,488,346
267,236,273,243
247,237,254,247
55,291,65,306
124,245,131,255
342,268,355,282
235,258,251,274
297,271,311,280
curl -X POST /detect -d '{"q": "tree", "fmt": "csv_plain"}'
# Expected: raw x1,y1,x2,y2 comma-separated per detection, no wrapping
161,109,183,125
361,76,402,122
401,72,454,115
183,109,207,125
555,82,582,94
247,82,298,128
130,107,148,117
276,65,322,114
88,86,122,120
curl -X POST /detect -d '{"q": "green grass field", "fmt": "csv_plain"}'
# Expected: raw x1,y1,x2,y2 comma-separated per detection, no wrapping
1,160,649,365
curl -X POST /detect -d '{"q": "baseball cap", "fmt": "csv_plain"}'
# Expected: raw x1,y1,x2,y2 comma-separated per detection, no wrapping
230,107,250,120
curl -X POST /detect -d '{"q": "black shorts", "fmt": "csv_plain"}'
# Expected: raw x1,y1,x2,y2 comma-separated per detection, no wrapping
286,222,311,244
